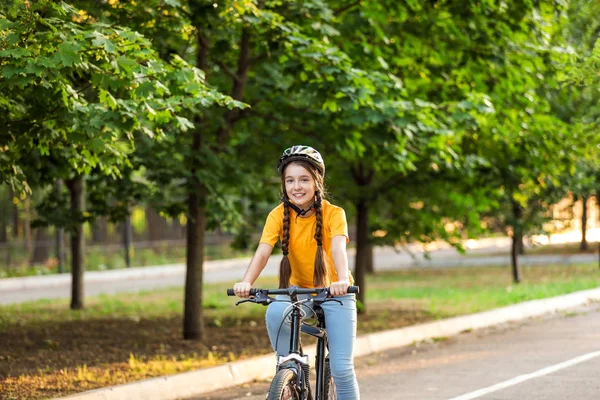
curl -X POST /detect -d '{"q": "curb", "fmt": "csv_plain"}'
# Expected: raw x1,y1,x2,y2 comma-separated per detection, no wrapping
55,287,600,400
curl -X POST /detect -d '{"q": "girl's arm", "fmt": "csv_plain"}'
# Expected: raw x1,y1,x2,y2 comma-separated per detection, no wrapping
330,234,351,296
233,242,274,297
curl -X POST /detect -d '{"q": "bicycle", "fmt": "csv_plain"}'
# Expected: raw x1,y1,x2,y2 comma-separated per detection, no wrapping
227,285,359,400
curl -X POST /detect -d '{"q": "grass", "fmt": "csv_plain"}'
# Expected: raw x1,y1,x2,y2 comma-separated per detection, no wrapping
526,241,599,255
1,263,599,399
462,240,599,258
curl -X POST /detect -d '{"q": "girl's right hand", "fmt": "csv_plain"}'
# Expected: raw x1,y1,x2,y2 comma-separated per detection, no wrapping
233,282,252,298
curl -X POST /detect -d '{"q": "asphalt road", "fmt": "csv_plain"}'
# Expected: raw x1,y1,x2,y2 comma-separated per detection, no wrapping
190,303,600,400
0,240,597,305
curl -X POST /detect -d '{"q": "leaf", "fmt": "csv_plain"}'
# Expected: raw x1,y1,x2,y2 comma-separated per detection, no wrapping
52,2,80,16
377,56,389,70
322,99,337,112
144,102,157,117
1,65,22,79
0,48,32,59
117,56,138,72
87,138,106,153
0,19,14,30
154,109,172,124
91,32,117,54
176,116,194,132
54,42,82,67
99,89,118,110
135,81,155,97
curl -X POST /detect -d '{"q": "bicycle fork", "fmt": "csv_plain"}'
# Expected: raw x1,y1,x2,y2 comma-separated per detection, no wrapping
275,302,311,399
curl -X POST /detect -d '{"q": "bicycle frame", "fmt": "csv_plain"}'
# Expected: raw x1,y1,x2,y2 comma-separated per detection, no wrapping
280,289,329,400
302,303,329,399
227,286,359,400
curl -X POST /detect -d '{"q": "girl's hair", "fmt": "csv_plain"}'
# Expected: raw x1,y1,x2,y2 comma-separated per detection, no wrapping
279,160,327,288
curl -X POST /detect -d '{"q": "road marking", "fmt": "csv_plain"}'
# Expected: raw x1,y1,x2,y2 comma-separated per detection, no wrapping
447,350,600,400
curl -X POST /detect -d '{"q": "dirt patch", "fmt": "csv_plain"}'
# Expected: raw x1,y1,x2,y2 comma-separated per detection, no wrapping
0,305,435,400
0,316,271,400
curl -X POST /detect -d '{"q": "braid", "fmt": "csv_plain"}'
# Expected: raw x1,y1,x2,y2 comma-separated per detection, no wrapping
279,202,292,288
279,160,328,288
313,192,327,287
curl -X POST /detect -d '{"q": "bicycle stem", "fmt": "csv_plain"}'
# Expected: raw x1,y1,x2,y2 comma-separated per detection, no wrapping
288,293,302,355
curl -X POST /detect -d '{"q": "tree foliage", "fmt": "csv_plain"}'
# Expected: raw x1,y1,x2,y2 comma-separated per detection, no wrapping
0,1,238,196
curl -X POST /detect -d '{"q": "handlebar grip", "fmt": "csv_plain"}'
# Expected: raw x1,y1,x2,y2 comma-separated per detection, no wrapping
348,286,359,294
227,288,261,296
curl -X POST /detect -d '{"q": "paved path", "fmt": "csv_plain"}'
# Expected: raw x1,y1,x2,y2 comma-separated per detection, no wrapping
190,303,600,400
1,238,597,305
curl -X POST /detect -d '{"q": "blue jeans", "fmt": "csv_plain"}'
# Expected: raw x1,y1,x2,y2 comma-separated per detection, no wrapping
265,294,360,400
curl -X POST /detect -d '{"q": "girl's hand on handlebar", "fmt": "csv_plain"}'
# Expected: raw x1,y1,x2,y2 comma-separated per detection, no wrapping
330,279,350,297
233,282,252,298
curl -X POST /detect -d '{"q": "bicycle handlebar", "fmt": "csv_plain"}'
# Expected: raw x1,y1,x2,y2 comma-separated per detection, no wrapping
226,286,359,297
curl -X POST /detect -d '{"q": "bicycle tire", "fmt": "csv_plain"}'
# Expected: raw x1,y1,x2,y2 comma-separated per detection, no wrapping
268,368,301,400
323,358,336,400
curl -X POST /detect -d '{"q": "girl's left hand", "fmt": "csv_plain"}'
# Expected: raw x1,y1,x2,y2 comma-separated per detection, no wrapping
330,279,350,297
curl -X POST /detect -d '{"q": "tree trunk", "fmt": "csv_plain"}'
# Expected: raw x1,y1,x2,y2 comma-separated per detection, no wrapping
0,187,8,243
11,186,18,239
354,200,368,313
30,227,50,265
180,25,211,342
511,201,522,284
123,210,133,268
361,207,373,274
56,180,65,273
6,186,17,268
91,217,108,245
511,235,521,284
517,234,525,255
66,177,85,310
0,186,9,273
56,227,65,274
146,207,168,242
580,195,588,251
183,125,206,340
366,243,374,274
181,22,250,340
24,196,32,255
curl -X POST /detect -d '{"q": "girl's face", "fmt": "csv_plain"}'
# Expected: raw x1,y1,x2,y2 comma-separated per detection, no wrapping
284,163,316,209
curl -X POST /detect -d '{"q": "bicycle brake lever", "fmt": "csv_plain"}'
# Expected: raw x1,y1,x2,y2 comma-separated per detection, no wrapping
235,299,254,306
321,298,343,306
234,292,274,306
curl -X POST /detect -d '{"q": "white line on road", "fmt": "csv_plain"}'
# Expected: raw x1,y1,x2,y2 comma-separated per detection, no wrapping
447,350,600,400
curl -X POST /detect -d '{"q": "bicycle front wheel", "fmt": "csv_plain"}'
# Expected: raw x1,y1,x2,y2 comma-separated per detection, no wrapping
268,368,301,400
323,358,336,400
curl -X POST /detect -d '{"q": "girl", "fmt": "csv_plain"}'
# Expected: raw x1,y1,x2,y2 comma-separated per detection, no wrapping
233,145,360,400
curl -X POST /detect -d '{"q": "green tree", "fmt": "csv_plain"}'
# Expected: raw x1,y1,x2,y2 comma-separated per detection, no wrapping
303,0,555,300
559,0,600,263
0,0,236,308
70,0,399,337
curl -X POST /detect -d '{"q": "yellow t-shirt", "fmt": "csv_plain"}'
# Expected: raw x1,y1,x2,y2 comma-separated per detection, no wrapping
259,200,354,288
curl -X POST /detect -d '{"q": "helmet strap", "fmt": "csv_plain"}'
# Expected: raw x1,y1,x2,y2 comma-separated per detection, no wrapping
282,197,321,216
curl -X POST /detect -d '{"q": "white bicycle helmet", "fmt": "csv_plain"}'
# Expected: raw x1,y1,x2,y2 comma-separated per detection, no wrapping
277,145,325,175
